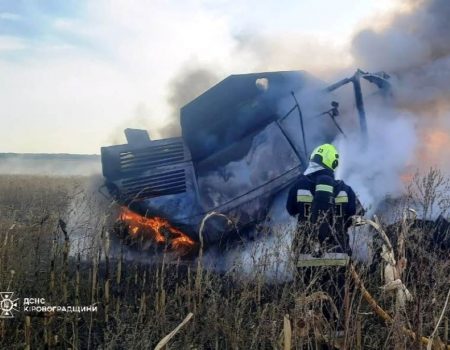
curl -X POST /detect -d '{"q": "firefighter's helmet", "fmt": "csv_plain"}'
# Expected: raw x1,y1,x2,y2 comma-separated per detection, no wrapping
310,144,339,170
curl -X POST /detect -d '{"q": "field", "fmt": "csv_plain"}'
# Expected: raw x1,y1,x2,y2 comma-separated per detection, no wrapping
0,174,449,349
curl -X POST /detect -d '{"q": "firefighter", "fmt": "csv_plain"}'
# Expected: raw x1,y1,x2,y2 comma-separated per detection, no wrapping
286,143,362,255
286,143,363,334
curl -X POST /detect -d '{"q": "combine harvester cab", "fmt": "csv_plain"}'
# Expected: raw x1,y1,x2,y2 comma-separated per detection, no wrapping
101,70,390,252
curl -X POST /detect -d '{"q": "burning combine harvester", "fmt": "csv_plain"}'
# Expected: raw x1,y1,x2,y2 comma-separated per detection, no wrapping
101,70,390,256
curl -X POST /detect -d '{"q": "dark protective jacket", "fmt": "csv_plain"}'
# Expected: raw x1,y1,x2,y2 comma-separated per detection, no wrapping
286,168,362,254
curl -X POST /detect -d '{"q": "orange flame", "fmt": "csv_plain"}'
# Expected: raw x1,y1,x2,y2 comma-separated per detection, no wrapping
418,129,450,169
400,128,450,185
118,207,196,254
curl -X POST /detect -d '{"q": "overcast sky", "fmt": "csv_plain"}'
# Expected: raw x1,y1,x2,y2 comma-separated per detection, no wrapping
0,0,400,154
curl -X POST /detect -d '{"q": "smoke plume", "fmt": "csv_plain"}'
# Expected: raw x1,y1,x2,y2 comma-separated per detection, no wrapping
157,64,220,138
335,0,450,213
352,0,450,157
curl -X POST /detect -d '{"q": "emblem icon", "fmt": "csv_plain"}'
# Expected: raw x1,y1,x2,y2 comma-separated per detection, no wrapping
0,292,19,318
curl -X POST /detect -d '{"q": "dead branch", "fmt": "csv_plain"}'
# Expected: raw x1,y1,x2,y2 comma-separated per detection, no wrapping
427,287,450,350
283,314,292,350
350,263,450,349
357,215,413,308
154,312,193,350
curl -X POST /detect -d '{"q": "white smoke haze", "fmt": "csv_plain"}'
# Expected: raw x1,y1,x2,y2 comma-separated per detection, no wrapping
107,103,155,145
216,225,295,282
107,62,221,144
65,175,112,258
336,110,418,214
0,154,100,176
202,190,297,282
232,32,352,77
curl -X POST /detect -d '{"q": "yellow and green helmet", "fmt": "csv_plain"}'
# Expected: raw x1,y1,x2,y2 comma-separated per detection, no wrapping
310,143,339,171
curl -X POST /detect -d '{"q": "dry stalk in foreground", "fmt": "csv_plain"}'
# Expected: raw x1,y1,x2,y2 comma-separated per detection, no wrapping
352,212,450,349
283,314,292,350
427,288,450,350
350,263,450,349
154,312,193,350
354,215,413,308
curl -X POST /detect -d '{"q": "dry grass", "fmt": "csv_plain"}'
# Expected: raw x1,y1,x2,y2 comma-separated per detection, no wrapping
0,173,448,349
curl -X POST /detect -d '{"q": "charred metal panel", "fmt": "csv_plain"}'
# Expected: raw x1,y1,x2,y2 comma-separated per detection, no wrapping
133,163,201,224
101,137,189,181
181,71,320,162
196,121,301,209
192,120,302,242
101,137,200,218
120,168,187,198
119,142,185,174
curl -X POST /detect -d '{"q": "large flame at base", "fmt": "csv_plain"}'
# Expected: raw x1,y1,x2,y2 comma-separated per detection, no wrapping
118,207,196,255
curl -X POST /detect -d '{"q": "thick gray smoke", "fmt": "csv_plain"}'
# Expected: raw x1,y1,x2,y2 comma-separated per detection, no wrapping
335,0,450,216
352,0,450,149
352,0,450,73
157,64,220,138
352,0,450,142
